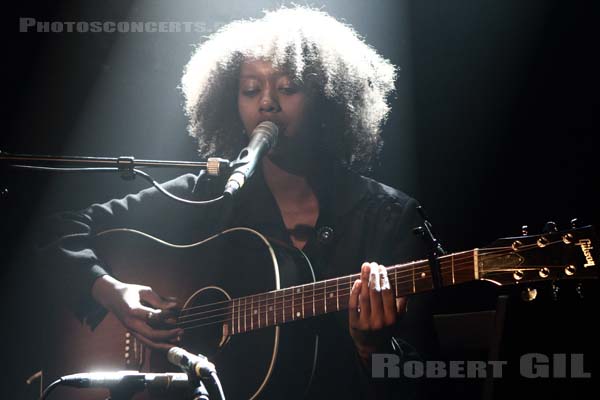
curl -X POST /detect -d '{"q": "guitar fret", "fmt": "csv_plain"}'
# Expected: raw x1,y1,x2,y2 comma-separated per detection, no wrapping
258,294,262,329
296,288,302,319
301,286,305,319
231,299,235,335
312,283,315,316
237,298,241,334
336,279,339,311
265,293,269,327
394,268,398,296
324,283,327,313
244,298,247,332
275,291,278,325
451,254,455,284
282,289,288,323
288,288,292,322
250,296,254,331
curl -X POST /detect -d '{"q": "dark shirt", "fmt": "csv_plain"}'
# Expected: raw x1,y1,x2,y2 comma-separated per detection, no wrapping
39,163,432,399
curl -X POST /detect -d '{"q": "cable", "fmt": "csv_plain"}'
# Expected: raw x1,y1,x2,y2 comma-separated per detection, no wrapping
9,164,225,206
39,378,62,400
205,371,226,400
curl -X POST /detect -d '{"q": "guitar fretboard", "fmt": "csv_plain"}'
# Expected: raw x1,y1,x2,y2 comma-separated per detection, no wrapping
225,250,476,334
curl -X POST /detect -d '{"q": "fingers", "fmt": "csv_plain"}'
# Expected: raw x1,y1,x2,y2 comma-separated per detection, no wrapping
127,317,182,342
128,302,162,321
380,268,397,326
121,310,183,351
351,262,399,329
348,279,361,327
116,284,183,350
368,262,384,330
359,263,371,324
140,286,178,310
135,287,179,326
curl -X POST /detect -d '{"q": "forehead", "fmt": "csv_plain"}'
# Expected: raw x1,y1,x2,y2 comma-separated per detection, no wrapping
239,59,291,80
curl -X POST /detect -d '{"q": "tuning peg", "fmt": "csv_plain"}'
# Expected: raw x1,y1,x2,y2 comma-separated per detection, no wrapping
543,221,558,233
412,226,425,236
571,218,578,228
521,225,528,236
576,283,584,299
521,287,537,302
552,283,559,301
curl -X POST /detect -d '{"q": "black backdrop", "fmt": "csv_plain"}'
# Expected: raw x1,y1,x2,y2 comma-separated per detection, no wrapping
2,1,598,398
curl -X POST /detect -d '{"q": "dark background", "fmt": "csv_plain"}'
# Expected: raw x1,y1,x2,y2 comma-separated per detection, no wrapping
1,1,598,398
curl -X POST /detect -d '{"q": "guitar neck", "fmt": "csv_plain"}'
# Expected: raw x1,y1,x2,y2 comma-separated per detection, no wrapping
228,250,478,335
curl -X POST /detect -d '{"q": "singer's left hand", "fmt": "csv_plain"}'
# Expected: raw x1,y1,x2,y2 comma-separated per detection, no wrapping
348,262,407,365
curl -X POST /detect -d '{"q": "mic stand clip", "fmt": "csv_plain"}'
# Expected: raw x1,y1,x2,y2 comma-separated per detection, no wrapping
186,373,210,400
413,206,446,290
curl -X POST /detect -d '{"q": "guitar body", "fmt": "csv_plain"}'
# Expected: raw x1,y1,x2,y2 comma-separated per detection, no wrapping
43,228,319,400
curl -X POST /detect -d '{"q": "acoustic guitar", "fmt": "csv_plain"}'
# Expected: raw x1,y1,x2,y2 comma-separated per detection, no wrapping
42,225,598,399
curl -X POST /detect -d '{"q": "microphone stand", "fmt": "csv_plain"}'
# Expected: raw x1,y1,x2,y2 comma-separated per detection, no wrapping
0,150,231,206
108,377,143,400
187,376,211,400
0,150,229,174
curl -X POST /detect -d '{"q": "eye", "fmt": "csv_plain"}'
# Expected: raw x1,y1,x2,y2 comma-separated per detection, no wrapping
241,88,259,97
278,85,299,95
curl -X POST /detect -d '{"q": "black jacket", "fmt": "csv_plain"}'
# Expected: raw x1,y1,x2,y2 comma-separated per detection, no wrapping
39,163,434,399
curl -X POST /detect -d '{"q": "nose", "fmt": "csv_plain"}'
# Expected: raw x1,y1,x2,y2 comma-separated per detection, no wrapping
259,88,281,113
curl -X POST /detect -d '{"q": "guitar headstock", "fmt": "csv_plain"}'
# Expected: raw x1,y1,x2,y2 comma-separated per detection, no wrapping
478,225,598,294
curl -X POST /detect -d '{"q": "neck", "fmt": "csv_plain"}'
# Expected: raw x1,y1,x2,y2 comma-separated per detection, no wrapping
262,157,314,204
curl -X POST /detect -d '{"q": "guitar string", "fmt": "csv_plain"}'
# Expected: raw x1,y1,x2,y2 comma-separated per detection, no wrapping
174,242,565,326
173,240,547,318
179,261,575,333
174,242,569,329
173,239,559,323
175,257,461,323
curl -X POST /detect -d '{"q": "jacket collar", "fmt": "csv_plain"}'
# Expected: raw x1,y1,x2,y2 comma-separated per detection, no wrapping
230,161,369,227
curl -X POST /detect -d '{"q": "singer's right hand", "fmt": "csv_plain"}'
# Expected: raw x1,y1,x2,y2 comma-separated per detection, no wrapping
91,275,183,351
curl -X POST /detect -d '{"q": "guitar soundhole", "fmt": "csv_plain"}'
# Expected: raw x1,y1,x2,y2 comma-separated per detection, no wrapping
179,286,231,359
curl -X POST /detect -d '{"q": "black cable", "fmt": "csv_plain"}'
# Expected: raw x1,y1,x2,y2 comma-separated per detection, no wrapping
133,168,225,205
9,164,225,206
40,378,62,400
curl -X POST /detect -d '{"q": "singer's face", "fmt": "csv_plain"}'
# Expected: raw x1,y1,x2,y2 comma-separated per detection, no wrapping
238,59,319,172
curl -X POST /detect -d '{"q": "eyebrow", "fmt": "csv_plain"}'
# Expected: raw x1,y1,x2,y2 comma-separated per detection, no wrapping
239,73,290,80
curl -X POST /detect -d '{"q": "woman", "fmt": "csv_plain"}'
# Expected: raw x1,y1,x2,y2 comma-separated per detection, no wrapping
42,6,428,399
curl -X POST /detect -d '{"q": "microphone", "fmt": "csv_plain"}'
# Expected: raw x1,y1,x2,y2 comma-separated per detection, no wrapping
168,347,226,400
60,371,189,391
224,121,279,197
167,347,216,379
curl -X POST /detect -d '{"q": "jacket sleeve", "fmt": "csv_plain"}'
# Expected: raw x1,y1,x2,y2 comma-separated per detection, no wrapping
36,172,216,328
